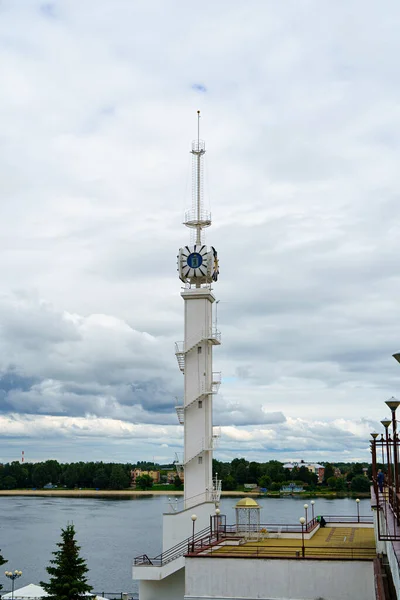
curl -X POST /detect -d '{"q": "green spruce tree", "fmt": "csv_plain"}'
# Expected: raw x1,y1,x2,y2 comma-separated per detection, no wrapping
40,524,92,600
0,549,7,591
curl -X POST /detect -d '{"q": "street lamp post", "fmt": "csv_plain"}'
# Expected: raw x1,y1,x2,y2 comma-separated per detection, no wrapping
370,433,379,502
299,517,306,557
215,508,221,541
5,570,22,600
356,498,360,523
311,500,315,522
385,397,400,519
191,514,197,552
380,421,392,501
304,504,308,527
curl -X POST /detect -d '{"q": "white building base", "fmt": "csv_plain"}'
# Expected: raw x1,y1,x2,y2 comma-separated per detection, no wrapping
138,568,184,600
184,557,375,600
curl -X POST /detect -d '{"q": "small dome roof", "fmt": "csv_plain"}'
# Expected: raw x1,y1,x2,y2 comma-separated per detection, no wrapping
235,497,260,508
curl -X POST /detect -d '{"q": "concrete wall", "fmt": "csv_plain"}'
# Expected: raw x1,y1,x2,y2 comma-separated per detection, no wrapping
185,557,375,600
163,501,216,551
182,288,215,510
139,567,184,600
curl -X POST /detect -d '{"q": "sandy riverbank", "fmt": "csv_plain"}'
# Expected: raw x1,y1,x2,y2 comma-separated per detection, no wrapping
0,489,260,498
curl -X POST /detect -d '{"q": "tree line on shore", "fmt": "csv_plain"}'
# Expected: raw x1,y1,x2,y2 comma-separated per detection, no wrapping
213,458,371,493
0,457,372,493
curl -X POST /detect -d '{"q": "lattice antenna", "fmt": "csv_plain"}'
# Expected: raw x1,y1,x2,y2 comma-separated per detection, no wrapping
184,110,211,244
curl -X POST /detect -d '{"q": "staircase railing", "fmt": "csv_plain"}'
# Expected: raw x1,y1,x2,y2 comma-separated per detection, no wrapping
134,525,212,567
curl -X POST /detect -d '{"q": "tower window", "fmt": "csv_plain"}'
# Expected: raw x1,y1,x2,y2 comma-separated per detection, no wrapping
197,346,202,354
198,400,203,409
198,456,203,465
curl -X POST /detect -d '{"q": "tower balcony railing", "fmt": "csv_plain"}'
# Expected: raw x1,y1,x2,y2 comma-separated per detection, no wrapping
208,328,222,346
174,341,185,372
184,208,211,229
191,139,206,153
212,371,222,393
175,405,184,425
173,452,184,480
212,428,221,449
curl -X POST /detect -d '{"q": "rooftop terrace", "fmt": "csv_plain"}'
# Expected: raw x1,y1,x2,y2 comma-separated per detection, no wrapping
189,525,376,561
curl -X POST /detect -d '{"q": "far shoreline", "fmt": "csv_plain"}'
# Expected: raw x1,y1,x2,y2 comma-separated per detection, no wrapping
0,489,250,498
0,489,370,499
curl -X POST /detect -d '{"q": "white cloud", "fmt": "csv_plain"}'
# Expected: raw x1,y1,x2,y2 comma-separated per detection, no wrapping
0,0,399,463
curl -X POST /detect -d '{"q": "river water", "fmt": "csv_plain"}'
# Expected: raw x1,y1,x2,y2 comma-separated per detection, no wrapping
0,495,371,598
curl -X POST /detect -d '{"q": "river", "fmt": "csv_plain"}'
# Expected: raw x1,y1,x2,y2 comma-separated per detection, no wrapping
0,495,371,598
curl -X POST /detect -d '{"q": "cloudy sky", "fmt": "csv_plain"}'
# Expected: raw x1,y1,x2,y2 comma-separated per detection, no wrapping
1,0,399,465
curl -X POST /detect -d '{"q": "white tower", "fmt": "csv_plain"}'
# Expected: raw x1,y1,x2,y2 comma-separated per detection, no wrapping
175,111,221,510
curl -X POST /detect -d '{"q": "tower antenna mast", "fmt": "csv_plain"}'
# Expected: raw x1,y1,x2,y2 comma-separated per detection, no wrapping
186,110,209,248
196,110,201,244
179,112,217,288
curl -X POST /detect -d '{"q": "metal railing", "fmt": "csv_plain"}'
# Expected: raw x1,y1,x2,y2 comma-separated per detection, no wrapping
221,521,318,535
134,514,373,567
323,514,372,524
371,481,400,541
190,543,376,561
134,525,212,567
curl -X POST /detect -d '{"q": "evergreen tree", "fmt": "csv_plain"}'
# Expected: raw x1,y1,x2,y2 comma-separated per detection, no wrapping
0,549,7,591
136,474,153,490
109,465,130,490
40,524,92,600
173,475,183,490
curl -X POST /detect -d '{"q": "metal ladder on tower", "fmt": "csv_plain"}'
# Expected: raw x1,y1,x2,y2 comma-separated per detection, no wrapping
174,328,221,373
174,373,221,424
184,429,221,464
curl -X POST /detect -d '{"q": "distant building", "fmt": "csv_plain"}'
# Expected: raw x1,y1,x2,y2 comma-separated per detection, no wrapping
283,461,325,483
280,483,304,494
166,470,184,483
131,469,160,486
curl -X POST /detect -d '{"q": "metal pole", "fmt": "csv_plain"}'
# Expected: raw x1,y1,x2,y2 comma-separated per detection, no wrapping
385,428,392,493
301,522,305,557
371,434,379,501
196,153,201,244
215,508,221,542
388,433,393,498
381,421,392,505
392,409,399,495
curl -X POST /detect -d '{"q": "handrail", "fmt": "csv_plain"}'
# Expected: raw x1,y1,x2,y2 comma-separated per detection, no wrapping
134,525,212,566
135,515,374,567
